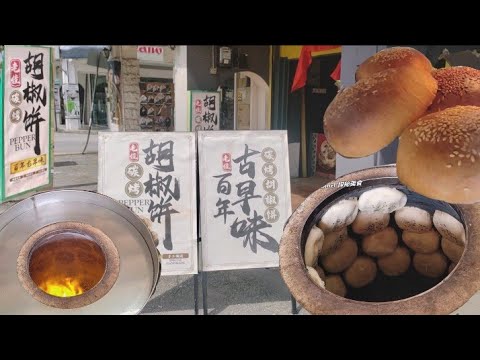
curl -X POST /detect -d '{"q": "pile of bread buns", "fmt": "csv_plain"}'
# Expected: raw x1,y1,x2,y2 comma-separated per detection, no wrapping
323,47,480,204
304,186,465,298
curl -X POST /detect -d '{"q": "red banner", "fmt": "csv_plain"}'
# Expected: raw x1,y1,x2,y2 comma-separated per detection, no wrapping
291,45,341,92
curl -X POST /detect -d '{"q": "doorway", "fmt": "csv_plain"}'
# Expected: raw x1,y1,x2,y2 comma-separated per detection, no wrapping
281,53,341,178
305,54,341,178
233,71,269,130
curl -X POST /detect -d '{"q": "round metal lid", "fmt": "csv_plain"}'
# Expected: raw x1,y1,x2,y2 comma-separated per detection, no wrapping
0,190,161,315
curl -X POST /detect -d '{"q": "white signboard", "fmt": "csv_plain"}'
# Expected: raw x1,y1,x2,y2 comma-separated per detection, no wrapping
190,91,220,131
2,46,52,200
98,132,198,275
137,46,173,66
198,131,292,271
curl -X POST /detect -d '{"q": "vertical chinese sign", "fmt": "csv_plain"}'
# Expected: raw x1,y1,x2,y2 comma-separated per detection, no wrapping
98,132,198,275
1,46,52,201
189,91,220,131
198,131,292,271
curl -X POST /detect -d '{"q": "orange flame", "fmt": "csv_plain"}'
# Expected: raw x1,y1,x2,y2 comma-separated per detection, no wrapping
39,277,83,298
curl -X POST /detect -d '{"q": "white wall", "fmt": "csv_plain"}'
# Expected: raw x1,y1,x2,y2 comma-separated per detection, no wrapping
335,45,387,178
139,67,173,79
72,58,108,76
173,46,188,131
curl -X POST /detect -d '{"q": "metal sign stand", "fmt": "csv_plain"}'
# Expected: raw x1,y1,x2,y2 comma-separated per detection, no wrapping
200,270,296,315
193,273,199,315
202,269,208,315
291,295,298,314
193,132,293,316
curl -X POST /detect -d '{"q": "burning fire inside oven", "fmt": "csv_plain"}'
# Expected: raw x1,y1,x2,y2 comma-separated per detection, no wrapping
28,231,107,298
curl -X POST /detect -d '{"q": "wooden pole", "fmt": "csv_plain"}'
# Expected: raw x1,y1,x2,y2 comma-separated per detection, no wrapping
301,87,307,178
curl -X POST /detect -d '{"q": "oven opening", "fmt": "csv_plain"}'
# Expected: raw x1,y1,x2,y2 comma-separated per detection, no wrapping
17,221,121,310
29,230,106,298
303,183,466,303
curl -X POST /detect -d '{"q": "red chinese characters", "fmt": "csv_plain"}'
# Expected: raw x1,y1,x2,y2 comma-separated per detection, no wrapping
195,99,202,114
10,59,21,88
129,142,139,162
222,153,232,172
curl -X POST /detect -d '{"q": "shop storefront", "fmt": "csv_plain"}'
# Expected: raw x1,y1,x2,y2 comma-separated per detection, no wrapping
137,46,174,131
57,46,110,131
185,46,271,132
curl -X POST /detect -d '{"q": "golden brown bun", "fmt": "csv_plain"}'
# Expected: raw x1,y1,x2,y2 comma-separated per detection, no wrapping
351,210,390,235
428,66,480,113
413,251,448,278
319,227,348,257
321,238,358,273
314,265,326,281
325,275,347,297
441,237,464,263
356,47,433,82
362,227,398,258
397,105,480,204
324,66,437,158
378,247,411,276
448,262,456,274
344,256,377,288
402,230,440,254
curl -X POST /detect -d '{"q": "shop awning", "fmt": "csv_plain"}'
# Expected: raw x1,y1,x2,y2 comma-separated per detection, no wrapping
60,46,108,59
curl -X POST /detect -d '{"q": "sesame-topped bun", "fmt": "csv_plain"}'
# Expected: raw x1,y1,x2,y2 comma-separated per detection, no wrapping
428,66,480,113
397,105,480,204
355,47,433,81
324,65,437,158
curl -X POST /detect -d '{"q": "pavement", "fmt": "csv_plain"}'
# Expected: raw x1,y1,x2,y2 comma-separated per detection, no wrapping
53,132,99,156
1,131,479,315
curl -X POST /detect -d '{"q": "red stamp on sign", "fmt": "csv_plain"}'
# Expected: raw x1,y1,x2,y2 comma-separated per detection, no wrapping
222,153,232,172
10,59,21,88
129,142,139,162
195,99,203,114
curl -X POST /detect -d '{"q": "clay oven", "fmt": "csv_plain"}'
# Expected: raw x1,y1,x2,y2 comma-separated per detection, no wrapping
280,165,480,315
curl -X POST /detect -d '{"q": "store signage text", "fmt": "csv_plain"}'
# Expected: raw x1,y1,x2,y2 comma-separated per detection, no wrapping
137,46,164,56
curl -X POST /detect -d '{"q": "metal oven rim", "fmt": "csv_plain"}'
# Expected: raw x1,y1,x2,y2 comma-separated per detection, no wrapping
0,190,161,315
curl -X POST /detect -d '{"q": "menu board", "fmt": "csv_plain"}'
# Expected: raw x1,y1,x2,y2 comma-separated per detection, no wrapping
139,82,174,131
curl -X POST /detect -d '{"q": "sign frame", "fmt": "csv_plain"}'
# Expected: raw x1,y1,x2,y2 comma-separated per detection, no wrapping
98,131,199,276
198,130,292,272
189,90,221,131
1,45,53,202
